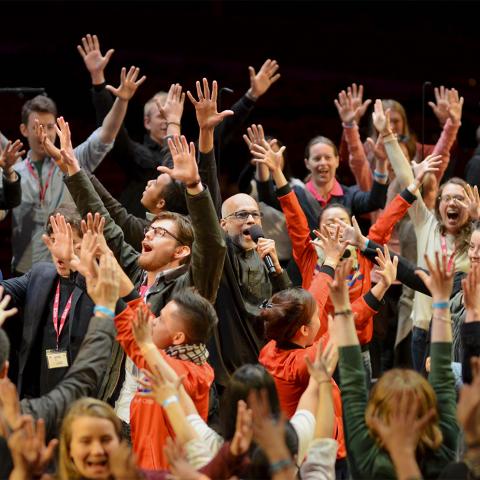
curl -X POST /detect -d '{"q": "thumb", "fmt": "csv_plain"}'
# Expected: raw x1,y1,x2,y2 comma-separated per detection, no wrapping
157,165,174,176
219,109,235,119
248,66,256,82
278,146,286,155
362,99,372,109
105,84,117,95
104,49,115,63
366,137,375,148
428,101,437,111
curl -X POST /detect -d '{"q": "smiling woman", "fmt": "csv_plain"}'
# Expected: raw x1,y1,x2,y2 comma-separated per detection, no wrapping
58,397,122,480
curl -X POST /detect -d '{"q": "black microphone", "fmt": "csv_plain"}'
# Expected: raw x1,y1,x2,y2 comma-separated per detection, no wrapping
247,225,277,274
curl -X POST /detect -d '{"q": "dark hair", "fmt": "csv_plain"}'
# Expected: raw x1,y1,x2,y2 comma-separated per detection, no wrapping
0,328,10,369
151,211,193,265
304,135,339,159
260,288,317,343
435,177,471,254
171,287,218,344
220,364,280,441
162,180,188,215
319,202,351,225
45,204,83,236
21,95,57,125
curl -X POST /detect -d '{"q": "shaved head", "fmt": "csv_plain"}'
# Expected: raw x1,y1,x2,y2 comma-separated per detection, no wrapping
221,193,259,218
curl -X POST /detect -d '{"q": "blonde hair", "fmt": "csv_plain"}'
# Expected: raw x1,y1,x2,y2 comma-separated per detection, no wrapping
144,91,168,117
365,369,442,454
57,397,122,480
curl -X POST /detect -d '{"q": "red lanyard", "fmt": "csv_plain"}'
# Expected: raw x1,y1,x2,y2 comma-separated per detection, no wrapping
53,281,73,348
440,235,455,272
26,158,56,203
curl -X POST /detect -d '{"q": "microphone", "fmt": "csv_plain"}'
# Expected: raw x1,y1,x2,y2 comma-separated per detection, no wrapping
247,225,277,274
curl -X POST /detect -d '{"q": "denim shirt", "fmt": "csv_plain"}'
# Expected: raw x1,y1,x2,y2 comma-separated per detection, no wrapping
0,128,112,273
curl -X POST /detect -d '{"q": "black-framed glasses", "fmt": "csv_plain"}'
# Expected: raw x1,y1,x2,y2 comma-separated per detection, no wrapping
143,225,184,245
224,210,264,222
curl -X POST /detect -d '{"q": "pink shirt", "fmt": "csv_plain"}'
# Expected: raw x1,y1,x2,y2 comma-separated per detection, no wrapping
306,179,344,207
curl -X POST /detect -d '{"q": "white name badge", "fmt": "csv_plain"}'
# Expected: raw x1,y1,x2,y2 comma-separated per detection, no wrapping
46,349,69,369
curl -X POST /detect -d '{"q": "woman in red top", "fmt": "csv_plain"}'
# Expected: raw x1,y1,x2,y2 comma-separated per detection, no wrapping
258,288,347,461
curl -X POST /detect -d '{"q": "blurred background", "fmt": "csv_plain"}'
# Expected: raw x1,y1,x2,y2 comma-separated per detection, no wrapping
1,0,479,274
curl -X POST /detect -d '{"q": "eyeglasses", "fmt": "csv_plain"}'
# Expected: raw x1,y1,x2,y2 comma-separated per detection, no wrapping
143,225,184,245
224,210,264,222
439,195,465,203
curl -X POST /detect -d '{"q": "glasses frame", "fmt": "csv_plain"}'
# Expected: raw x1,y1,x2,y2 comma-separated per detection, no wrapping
144,225,184,245
223,210,264,222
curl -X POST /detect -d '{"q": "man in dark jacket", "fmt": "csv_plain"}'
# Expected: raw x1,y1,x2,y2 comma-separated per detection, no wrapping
77,33,280,216
1,205,96,399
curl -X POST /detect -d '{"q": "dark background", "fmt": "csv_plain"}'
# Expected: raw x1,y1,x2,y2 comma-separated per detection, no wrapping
1,0,480,275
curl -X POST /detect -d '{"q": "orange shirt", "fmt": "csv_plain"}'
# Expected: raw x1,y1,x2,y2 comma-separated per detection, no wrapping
115,298,214,470
259,339,346,459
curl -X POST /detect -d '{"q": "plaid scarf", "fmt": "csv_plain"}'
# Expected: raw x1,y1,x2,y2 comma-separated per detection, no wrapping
165,343,209,366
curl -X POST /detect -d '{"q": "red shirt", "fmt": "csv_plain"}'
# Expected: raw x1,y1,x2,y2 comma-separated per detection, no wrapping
115,298,214,470
306,179,344,207
259,340,346,459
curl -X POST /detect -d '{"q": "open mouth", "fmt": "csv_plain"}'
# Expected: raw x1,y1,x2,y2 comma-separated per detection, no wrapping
142,242,153,253
446,210,459,221
86,459,108,468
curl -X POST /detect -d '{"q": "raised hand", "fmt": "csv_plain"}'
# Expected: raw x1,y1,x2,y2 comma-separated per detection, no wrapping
242,123,266,150
0,286,17,327
82,212,111,256
365,136,388,163
230,400,253,457
187,78,234,130
337,215,367,251
42,214,75,265
447,88,464,125
137,364,184,406
106,66,146,101
347,83,372,123
0,139,25,176
248,59,281,99
0,376,21,430
132,303,154,347
311,224,347,267
372,99,392,135
156,83,185,125
70,229,99,280
86,253,120,311
305,336,338,383
54,117,80,175
455,184,480,221
334,89,361,124
411,154,442,186
428,86,450,126
77,33,114,84
462,265,480,322
415,252,454,301
328,258,353,310
249,138,286,173
109,441,143,480
158,135,200,188
370,390,434,462
164,437,204,480
375,245,398,289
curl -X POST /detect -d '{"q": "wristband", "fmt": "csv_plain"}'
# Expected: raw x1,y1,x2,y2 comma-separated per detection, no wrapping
373,170,388,179
269,458,293,474
362,238,370,252
432,301,449,309
162,395,179,408
381,131,395,138
94,305,115,318
167,121,180,127
334,309,353,317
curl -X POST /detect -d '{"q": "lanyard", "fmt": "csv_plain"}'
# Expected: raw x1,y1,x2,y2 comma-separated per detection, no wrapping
440,235,455,272
52,281,74,349
26,158,56,203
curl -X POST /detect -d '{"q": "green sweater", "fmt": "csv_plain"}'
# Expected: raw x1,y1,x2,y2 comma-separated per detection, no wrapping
339,342,458,479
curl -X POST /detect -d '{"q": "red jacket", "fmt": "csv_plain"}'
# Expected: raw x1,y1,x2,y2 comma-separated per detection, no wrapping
259,340,346,459
115,298,214,470
278,188,413,344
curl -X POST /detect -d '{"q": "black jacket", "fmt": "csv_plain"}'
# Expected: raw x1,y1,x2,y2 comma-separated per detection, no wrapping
1,263,95,397
0,172,22,209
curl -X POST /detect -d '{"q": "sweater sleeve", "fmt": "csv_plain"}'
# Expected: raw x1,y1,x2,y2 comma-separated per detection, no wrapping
349,180,387,216
309,268,335,338
114,298,148,370
368,188,416,244
343,123,373,191
428,342,459,455
278,185,318,289
199,441,249,480
460,322,480,384
431,119,460,182
0,173,22,209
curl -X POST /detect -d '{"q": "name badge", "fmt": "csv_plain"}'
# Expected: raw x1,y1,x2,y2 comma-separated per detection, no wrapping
46,349,69,369
33,205,48,225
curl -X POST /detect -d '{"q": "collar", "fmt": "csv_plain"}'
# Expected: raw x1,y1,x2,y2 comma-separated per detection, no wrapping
276,340,304,351
306,179,344,206
165,343,209,365
141,264,188,294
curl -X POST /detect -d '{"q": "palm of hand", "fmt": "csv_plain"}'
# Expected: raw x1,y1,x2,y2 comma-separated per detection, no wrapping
449,102,462,122
340,104,355,123
252,73,271,97
171,153,196,182
196,100,221,129
373,113,386,132
85,51,106,73
434,99,449,123
116,81,137,101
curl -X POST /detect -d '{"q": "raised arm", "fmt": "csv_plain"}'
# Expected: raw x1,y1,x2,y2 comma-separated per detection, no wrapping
158,134,227,303
187,78,233,216
334,88,372,191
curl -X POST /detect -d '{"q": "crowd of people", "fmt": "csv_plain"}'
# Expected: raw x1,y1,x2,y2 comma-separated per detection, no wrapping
0,33,479,480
